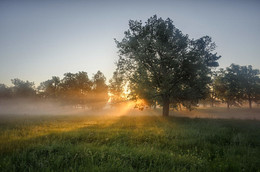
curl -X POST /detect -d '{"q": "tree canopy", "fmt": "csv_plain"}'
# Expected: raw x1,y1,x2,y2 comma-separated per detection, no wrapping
0,84,12,99
89,71,109,109
115,15,221,116
214,66,243,109
37,71,108,109
38,76,61,99
11,78,36,98
214,64,260,109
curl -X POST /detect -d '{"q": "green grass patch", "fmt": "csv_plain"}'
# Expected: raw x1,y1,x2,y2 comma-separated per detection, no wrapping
0,112,259,171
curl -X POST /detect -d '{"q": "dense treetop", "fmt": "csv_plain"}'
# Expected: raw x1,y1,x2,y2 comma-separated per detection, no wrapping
115,15,221,116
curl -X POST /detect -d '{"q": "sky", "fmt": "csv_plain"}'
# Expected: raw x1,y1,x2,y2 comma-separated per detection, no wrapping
0,0,260,86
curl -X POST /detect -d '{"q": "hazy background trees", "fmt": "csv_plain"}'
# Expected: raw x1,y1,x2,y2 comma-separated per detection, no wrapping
0,71,108,110
58,72,92,107
0,66,259,112
11,79,36,98
89,71,109,110
240,65,260,109
38,76,61,99
0,84,12,99
214,64,260,109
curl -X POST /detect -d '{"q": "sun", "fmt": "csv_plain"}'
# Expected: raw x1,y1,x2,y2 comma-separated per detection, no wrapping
122,82,130,99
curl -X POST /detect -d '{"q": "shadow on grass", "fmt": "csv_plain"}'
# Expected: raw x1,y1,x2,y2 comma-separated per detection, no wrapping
170,107,260,120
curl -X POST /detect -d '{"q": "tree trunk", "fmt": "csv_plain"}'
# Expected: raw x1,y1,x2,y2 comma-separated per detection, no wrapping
227,102,230,110
179,103,182,111
162,97,170,116
249,97,252,109
153,102,157,110
211,98,214,107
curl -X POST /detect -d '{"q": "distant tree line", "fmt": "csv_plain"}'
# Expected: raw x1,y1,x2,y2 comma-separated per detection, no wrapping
0,71,108,110
0,66,259,112
213,64,260,109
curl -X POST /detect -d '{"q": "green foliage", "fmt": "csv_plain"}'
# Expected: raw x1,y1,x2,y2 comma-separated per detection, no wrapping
11,78,36,98
0,84,12,99
129,67,157,107
214,64,260,108
200,71,220,107
214,65,243,108
0,111,259,171
239,65,260,108
37,71,109,109
38,76,61,99
59,71,92,106
115,15,221,115
0,70,109,109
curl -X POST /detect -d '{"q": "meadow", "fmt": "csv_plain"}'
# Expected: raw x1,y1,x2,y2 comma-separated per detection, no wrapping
0,107,260,172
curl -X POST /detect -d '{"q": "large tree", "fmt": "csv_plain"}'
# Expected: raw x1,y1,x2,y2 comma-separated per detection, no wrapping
115,15,220,116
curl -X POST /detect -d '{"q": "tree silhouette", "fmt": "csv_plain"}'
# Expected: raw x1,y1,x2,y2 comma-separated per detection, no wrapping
11,78,36,98
90,71,108,109
214,66,243,109
239,65,260,109
214,64,260,109
0,84,12,99
59,72,92,106
115,15,220,116
38,76,60,99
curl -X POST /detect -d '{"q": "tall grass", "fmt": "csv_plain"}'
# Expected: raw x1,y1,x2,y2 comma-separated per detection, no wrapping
0,110,259,171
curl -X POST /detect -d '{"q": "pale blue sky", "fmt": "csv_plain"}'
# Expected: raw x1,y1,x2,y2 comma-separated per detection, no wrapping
0,0,260,86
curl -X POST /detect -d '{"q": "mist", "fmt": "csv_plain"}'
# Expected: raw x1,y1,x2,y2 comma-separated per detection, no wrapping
0,98,109,115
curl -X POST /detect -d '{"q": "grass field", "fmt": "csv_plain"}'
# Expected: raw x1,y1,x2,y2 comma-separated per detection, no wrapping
0,108,260,171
